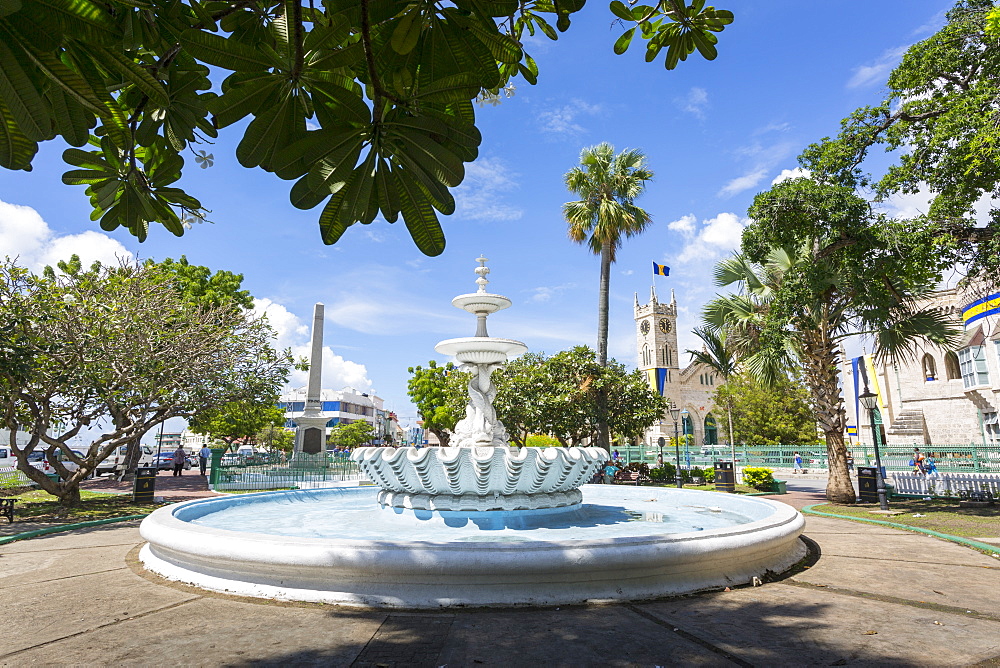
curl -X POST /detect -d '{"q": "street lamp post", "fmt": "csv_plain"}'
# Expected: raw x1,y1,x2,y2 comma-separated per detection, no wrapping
681,409,690,470
858,387,888,511
669,405,682,488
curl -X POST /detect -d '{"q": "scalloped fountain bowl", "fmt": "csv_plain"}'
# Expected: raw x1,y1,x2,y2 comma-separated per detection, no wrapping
139,481,806,608
353,446,606,511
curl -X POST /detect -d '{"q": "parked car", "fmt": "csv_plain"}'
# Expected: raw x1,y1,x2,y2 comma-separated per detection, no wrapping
95,444,156,475
27,448,90,478
153,451,192,471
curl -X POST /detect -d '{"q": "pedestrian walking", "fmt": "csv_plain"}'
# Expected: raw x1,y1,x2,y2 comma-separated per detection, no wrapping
912,447,926,473
199,445,211,476
172,446,187,476
793,452,803,474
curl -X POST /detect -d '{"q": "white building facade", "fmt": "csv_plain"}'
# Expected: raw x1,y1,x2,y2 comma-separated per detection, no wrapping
279,387,396,445
842,287,1000,446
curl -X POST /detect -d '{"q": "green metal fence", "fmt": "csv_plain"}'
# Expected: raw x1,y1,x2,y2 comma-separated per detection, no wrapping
610,444,1000,473
209,451,365,491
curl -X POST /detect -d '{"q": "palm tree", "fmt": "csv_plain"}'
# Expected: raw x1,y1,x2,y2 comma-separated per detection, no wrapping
563,143,654,366
704,244,957,504
563,143,654,450
685,327,739,470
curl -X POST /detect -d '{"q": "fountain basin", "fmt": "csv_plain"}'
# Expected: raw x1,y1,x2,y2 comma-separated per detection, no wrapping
353,446,607,511
139,485,806,608
434,337,528,364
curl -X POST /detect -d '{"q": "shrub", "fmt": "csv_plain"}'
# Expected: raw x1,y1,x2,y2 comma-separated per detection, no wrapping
742,467,775,491
650,463,674,481
702,467,715,482
525,434,561,448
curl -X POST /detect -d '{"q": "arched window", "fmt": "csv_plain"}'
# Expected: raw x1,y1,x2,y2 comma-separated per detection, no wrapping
945,351,961,380
704,414,718,445
922,354,937,381
642,345,650,367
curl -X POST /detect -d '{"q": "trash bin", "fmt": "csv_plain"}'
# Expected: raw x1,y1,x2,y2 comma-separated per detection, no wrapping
857,466,879,503
134,466,157,503
714,461,735,493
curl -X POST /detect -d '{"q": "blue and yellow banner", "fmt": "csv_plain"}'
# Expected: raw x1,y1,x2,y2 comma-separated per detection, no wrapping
846,425,858,436
652,261,670,277
645,368,668,395
962,292,1000,326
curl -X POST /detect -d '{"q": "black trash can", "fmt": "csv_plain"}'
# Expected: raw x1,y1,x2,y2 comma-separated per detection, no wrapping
857,466,879,503
714,461,735,493
134,466,157,503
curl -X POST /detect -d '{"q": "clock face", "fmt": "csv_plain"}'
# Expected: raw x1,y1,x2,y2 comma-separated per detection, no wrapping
640,320,650,335
658,318,671,333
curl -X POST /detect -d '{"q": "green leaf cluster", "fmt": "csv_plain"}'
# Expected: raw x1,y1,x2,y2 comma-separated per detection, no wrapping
327,420,374,448
712,373,819,446
406,359,467,446
797,0,999,280
0,0,731,254
188,399,286,447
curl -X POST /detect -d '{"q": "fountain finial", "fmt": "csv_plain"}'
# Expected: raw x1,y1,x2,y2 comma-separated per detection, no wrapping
475,255,490,293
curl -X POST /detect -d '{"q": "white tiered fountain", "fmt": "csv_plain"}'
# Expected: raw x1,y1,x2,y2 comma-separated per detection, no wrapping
354,257,607,512
139,257,806,609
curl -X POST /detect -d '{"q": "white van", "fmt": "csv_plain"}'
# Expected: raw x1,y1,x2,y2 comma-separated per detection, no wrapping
96,444,156,475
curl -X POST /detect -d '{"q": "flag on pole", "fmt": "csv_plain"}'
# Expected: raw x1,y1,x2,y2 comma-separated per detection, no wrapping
652,261,670,276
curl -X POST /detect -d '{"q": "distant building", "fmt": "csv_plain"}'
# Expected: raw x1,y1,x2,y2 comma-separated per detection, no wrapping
181,430,212,451
842,287,1000,445
154,431,183,452
279,387,396,445
634,287,720,450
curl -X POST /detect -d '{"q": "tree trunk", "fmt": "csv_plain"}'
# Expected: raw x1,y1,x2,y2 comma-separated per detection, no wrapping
596,241,612,450
431,428,450,447
800,329,854,504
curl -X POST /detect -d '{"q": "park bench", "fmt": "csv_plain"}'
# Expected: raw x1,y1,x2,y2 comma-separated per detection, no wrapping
889,472,1000,497
614,470,650,486
1,498,14,523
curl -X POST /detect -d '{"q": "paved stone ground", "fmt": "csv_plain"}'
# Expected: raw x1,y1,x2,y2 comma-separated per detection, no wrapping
2,506,999,667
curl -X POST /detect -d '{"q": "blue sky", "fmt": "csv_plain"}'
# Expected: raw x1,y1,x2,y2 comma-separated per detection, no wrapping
0,1,951,431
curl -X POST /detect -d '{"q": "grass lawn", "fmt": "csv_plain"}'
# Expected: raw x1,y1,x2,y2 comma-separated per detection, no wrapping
2,488,166,523
811,497,1000,539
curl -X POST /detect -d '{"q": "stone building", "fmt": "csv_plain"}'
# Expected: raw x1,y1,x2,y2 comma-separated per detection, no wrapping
842,287,1000,446
279,387,395,445
634,287,721,449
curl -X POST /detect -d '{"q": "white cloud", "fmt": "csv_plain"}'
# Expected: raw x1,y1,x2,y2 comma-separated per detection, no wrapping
537,99,602,136
669,212,748,263
0,199,131,273
667,214,697,234
847,46,908,89
771,167,810,185
753,122,791,136
718,168,768,197
677,87,708,118
253,297,373,392
454,157,523,222
527,283,576,303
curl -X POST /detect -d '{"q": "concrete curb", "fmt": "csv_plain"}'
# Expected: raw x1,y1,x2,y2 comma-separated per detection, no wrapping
0,514,147,546
801,504,1000,557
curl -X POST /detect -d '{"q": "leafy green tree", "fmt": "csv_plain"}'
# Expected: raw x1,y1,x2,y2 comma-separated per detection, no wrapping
327,420,374,449
406,360,467,447
685,326,738,465
0,259,293,506
707,181,958,503
563,143,654,451
494,346,666,447
0,0,731,254
712,374,820,446
798,0,998,282
189,400,286,450
256,424,294,452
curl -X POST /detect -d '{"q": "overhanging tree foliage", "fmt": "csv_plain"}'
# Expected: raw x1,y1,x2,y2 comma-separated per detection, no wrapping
0,259,294,506
0,0,731,254
799,0,999,282
711,373,819,446
406,359,466,446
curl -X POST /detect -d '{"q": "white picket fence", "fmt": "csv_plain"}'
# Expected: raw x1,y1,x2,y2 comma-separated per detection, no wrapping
890,472,1000,497
0,466,34,488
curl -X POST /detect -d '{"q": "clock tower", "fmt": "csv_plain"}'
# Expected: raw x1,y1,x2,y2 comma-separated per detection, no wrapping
634,285,679,383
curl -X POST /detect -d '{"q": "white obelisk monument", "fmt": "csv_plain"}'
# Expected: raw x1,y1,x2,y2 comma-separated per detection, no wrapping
292,303,329,466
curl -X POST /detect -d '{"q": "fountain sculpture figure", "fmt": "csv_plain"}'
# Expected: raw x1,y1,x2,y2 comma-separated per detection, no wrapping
352,257,608,511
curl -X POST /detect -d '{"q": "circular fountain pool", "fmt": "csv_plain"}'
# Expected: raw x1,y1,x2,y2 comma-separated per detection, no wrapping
139,485,805,608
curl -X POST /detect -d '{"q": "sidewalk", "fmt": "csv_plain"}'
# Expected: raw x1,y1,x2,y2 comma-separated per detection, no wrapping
1,502,998,665
81,470,222,502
